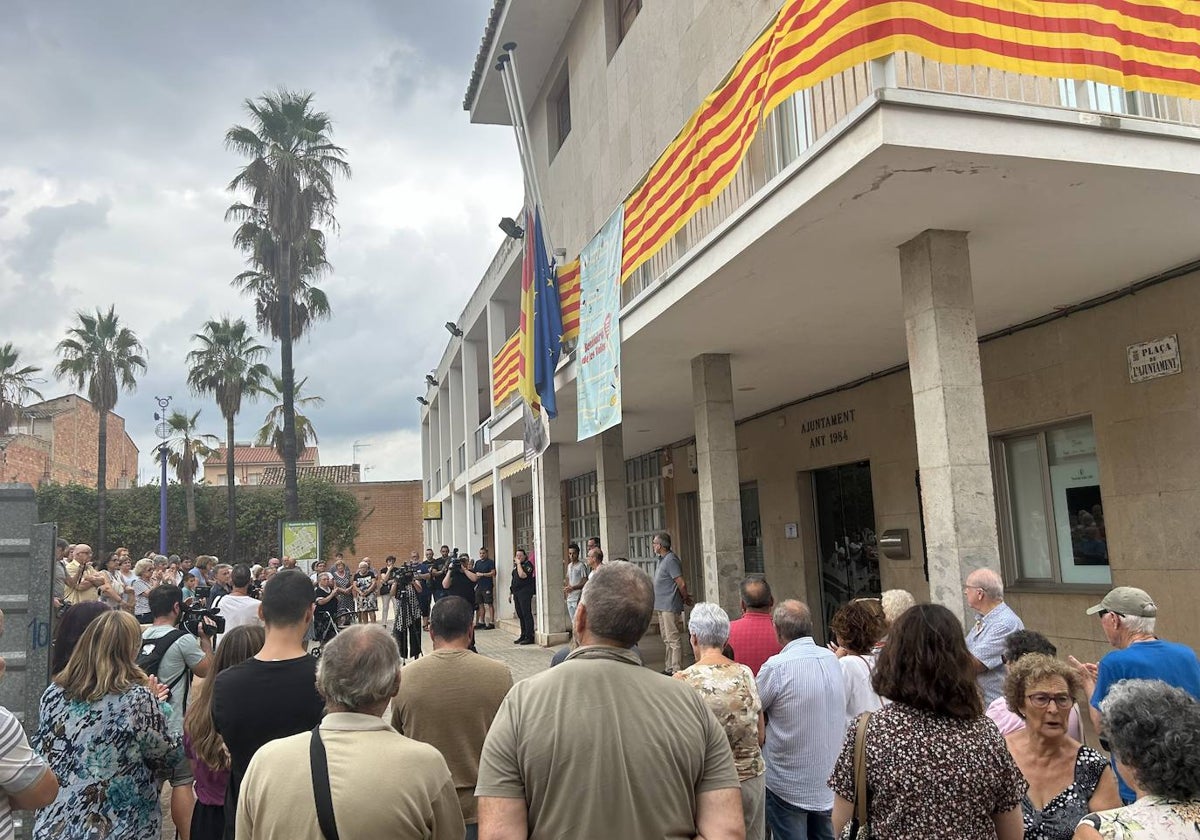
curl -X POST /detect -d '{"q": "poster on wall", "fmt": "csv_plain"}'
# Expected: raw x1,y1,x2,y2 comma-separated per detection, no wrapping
1049,461,1110,585
577,206,625,441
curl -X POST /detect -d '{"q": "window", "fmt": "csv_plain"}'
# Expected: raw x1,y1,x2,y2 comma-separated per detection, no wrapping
617,0,642,44
994,418,1110,587
741,482,764,574
513,492,535,556
626,452,665,566
548,64,571,157
567,471,599,546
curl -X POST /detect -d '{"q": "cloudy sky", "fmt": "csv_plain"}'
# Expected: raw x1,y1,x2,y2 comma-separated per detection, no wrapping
0,0,521,482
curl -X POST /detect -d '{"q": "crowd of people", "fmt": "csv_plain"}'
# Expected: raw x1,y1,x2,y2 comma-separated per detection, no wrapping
0,533,1196,840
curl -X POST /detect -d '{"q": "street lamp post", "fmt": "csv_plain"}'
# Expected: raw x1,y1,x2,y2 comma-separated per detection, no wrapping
154,396,172,555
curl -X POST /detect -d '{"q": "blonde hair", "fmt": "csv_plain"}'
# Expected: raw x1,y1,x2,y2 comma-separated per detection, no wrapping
184,624,265,770
55,610,147,702
880,589,916,624
133,558,154,577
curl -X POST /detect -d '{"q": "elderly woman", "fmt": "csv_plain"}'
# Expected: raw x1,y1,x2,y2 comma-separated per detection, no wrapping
830,603,1026,840
879,589,915,632
988,631,1082,740
98,553,131,612
1004,655,1119,839
131,559,156,624
1074,679,1200,839
675,602,766,840
353,559,378,624
33,610,182,840
830,600,887,721
330,558,355,625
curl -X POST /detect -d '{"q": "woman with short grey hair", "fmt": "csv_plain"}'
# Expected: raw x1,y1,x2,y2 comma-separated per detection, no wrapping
675,602,766,840
1075,679,1200,839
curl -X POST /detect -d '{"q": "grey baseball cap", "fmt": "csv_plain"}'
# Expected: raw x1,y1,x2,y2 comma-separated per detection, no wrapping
1085,586,1158,618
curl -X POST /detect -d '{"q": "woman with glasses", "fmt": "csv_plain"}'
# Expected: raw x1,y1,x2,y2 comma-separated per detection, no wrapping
1003,655,1120,839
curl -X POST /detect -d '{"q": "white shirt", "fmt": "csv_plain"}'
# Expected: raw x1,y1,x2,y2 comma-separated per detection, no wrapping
214,593,262,640
838,653,883,723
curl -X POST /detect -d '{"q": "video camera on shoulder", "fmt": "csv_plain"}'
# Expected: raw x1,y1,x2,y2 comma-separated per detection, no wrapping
394,562,421,587
181,604,225,637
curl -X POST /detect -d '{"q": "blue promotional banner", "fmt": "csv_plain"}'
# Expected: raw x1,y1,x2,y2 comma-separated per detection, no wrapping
577,206,624,441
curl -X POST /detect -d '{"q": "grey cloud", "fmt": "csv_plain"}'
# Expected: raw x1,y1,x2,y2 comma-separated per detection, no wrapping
6,197,112,282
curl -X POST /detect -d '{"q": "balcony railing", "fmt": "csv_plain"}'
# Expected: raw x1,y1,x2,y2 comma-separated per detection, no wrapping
474,423,490,460
621,53,1200,307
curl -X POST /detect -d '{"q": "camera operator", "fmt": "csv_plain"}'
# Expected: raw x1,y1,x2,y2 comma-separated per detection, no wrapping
141,584,214,838
441,549,477,605
391,560,425,661
429,545,453,604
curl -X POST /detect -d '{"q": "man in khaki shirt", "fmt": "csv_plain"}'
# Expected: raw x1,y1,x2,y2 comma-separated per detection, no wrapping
476,562,743,840
63,544,103,605
236,625,463,840
393,595,512,839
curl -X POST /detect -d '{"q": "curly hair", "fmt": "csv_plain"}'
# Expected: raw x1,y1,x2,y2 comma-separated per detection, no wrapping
1102,679,1200,800
872,603,982,719
830,600,887,655
1002,654,1081,717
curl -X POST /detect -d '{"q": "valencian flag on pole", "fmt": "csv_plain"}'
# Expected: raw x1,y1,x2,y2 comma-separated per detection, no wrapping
517,205,564,459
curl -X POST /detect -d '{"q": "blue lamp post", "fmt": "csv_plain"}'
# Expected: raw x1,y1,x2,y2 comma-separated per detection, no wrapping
154,396,172,555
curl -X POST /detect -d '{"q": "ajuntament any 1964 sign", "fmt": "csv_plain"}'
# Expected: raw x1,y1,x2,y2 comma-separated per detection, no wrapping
1127,334,1181,384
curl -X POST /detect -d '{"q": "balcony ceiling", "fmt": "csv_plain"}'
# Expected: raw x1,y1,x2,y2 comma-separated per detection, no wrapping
520,94,1200,480
466,0,584,126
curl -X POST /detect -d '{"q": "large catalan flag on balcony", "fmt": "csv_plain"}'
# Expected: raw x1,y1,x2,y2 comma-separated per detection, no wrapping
620,0,1200,282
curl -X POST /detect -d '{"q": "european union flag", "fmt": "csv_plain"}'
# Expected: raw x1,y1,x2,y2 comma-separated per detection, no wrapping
530,207,564,418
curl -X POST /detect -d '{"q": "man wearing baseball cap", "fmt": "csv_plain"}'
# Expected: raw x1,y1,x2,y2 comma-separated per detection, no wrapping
1069,586,1200,803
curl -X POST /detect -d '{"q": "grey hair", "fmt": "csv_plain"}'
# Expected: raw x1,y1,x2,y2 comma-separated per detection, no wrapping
880,589,915,624
317,624,401,712
1120,615,1156,636
654,531,672,550
578,561,654,646
967,568,1004,600
133,558,155,577
1101,679,1200,800
773,599,814,642
687,603,731,648
213,563,232,578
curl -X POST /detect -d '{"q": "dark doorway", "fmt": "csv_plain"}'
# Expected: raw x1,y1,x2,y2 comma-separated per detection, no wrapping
812,461,881,632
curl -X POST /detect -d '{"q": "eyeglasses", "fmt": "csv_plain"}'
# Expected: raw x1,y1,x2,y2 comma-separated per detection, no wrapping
1026,692,1073,709
1097,609,1124,619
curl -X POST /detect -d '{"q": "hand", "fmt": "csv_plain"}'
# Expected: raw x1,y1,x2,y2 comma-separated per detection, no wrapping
1067,656,1099,681
145,675,170,702
683,595,694,607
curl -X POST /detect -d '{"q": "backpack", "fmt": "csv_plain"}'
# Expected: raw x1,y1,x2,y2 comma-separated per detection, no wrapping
137,628,190,702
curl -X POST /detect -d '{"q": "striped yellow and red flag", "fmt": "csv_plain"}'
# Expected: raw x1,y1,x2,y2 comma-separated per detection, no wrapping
558,258,582,343
620,0,1200,282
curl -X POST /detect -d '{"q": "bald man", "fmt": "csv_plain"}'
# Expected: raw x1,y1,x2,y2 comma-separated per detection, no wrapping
964,567,1024,705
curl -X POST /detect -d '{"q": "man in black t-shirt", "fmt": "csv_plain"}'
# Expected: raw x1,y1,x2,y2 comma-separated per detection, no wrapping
212,569,324,840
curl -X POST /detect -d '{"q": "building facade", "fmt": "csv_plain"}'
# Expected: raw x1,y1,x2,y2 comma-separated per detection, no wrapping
0,395,138,488
423,0,1200,655
203,445,318,486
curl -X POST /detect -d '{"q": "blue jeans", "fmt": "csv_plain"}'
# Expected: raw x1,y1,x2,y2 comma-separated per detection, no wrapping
765,787,835,840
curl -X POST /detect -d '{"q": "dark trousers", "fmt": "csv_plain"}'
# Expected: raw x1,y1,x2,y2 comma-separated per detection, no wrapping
191,801,225,840
394,623,422,659
513,588,535,641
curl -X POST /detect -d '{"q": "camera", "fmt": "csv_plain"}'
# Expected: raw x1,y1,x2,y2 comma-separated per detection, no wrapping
181,605,226,637
394,562,420,587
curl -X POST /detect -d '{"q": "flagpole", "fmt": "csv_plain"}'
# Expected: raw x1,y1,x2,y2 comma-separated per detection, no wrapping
501,43,556,259
496,58,536,208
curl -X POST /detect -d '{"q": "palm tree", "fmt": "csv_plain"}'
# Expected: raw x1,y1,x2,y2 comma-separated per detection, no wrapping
54,307,147,556
256,374,324,460
225,89,350,519
165,409,219,540
186,318,270,561
230,215,332,339
0,343,44,435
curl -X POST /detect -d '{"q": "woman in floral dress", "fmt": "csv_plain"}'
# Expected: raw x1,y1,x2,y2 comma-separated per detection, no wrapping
1075,679,1200,839
33,610,182,840
330,558,355,626
674,602,766,840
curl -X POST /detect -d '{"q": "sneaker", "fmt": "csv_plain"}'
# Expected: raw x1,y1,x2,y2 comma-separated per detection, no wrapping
512,638,524,644
517,638,535,645
661,669,675,676
485,623,496,630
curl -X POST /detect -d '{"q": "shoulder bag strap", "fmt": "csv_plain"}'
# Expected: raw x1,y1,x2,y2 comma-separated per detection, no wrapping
849,711,872,834
310,725,340,840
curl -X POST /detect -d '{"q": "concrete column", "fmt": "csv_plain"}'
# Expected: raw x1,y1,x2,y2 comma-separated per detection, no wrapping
448,366,464,480
899,230,1000,623
492,478,515,622
438,387,452,486
596,425,629,561
428,406,440,489
462,339,480,464
532,445,569,644
691,354,744,614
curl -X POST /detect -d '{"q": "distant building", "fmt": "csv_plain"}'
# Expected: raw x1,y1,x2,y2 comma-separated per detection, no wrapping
203,445,319,486
259,464,361,485
0,395,138,488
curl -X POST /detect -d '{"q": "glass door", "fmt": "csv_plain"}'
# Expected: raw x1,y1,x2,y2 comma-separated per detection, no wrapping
812,461,881,631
